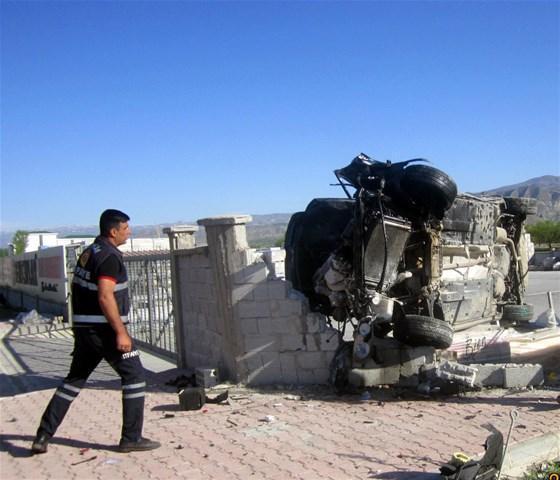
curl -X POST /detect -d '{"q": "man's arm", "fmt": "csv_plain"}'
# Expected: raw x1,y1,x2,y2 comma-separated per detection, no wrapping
98,278,132,352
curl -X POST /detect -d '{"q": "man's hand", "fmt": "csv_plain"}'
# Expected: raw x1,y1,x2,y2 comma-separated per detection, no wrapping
116,331,133,353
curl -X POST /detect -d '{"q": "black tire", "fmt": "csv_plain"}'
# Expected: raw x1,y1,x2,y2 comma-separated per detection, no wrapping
503,197,538,216
393,314,454,349
400,165,457,218
501,303,534,322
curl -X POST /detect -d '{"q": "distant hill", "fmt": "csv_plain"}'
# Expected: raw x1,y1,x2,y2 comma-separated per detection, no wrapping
2,176,558,248
475,175,560,223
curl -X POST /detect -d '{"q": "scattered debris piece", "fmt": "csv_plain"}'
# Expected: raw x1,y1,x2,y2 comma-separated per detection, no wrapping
464,415,476,420
272,403,283,407
205,390,229,405
79,448,90,455
178,387,205,411
227,418,238,427
103,458,121,465
7,418,17,423
284,394,301,401
163,413,175,419
175,445,184,450
71,456,98,466
259,415,276,423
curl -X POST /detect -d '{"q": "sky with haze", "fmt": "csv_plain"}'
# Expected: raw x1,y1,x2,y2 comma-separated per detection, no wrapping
1,0,558,231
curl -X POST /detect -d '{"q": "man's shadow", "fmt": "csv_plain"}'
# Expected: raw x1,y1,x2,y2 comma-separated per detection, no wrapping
0,433,118,458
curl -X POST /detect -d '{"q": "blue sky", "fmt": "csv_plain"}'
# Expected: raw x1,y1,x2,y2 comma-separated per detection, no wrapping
1,0,558,231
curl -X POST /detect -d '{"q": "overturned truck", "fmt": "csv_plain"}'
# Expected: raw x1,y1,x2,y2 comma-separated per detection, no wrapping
285,154,536,386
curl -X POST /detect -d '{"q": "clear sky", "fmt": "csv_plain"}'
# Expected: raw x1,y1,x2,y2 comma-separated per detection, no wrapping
1,0,559,231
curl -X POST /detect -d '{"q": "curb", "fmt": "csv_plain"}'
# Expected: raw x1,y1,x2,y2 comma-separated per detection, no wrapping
501,432,560,478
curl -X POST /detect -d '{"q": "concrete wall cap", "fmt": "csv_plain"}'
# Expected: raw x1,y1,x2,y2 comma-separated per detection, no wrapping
163,225,199,234
197,215,253,226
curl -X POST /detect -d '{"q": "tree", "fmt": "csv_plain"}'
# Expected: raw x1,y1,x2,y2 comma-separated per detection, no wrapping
12,230,29,255
0,248,8,257
526,221,560,249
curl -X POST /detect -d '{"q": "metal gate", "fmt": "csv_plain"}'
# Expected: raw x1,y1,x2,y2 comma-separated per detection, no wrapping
124,251,176,360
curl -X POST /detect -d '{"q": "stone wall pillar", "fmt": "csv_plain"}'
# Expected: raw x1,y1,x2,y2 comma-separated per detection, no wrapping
197,215,252,381
164,225,198,368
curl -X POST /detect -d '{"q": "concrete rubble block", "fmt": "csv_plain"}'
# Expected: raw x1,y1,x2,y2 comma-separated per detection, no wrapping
232,284,255,303
504,364,545,388
196,367,218,388
258,317,302,335
240,318,259,335
295,352,329,370
280,334,306,352
270,299,304,317
233,262,268,285
243,335,279,353
237,300,271,319
348,366,401,387
470,364,506,387
399,346,436,377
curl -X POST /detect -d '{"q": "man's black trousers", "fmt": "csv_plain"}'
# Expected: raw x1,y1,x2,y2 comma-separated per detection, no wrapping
37,324,146,442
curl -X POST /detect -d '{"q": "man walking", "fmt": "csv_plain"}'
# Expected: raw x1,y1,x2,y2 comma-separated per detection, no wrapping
31,209,160,454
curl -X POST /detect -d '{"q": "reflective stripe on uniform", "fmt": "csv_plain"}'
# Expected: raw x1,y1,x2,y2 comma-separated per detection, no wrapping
73,277,128,292
123,392,145,400
63,383,81,393
55,391,76,402
73,315,129,323
122,382,146,390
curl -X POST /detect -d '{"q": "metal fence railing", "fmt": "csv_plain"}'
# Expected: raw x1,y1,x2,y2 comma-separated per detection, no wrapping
124,251,176,360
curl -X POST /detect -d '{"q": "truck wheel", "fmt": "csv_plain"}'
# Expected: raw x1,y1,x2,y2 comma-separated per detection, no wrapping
393,314,454,349
401,165,457,218
503,197,537,216
501,303,534,322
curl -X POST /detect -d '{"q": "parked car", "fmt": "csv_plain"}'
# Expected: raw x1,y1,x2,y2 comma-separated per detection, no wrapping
542,253,560,271
285,154,536,357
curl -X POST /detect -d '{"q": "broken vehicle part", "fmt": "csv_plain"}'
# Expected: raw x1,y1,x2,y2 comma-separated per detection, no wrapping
285,152,534,386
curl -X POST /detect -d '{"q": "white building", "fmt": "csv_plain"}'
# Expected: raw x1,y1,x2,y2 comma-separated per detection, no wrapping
24,232,169,253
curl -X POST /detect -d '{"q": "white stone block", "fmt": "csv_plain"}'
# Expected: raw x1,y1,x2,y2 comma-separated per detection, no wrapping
296,352,328,370
233,263,268,284
232,284,255,303
280,334,306,352
270,299,303,317
267,280,287,299
238,300,270,318
252,284,270,300
240,318,259,335
244,335,278,353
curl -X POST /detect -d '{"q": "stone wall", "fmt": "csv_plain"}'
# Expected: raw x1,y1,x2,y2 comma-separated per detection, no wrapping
169,217,339,385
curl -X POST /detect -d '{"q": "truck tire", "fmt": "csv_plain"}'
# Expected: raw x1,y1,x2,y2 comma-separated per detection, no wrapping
393,314,454,349
501,303,534,323
401,165,457,218
503,197,537,216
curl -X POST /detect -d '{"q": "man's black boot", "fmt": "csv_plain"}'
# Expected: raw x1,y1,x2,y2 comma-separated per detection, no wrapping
31,432,50,454
118,437,161,453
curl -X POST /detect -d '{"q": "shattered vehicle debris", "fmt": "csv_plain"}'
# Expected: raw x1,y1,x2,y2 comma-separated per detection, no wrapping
285,154,536,380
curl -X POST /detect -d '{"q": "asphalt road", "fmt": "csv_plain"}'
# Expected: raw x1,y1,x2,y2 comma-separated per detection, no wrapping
525,271,560,319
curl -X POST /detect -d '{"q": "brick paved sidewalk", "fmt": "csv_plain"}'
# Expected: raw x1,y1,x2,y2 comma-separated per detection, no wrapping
1,326,559,480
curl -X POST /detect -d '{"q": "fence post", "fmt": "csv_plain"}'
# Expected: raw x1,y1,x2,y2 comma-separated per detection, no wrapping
164,225,198,369
197,215,252,382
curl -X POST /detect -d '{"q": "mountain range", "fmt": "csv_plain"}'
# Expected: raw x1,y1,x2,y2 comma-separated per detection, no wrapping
2,175,558,248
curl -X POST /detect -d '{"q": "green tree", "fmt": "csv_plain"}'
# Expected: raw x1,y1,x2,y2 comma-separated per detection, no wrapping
526,221,560,249
12,230,29,255
0,248,8,257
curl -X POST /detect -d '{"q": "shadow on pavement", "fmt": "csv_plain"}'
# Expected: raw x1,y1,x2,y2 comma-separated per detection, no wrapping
0,433,119,458
372,472,441,479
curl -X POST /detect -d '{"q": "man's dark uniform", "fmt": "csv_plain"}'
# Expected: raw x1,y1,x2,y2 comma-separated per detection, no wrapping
36,236,146,443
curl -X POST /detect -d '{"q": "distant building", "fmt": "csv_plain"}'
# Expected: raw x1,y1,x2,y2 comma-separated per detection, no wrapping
24,232,169,253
